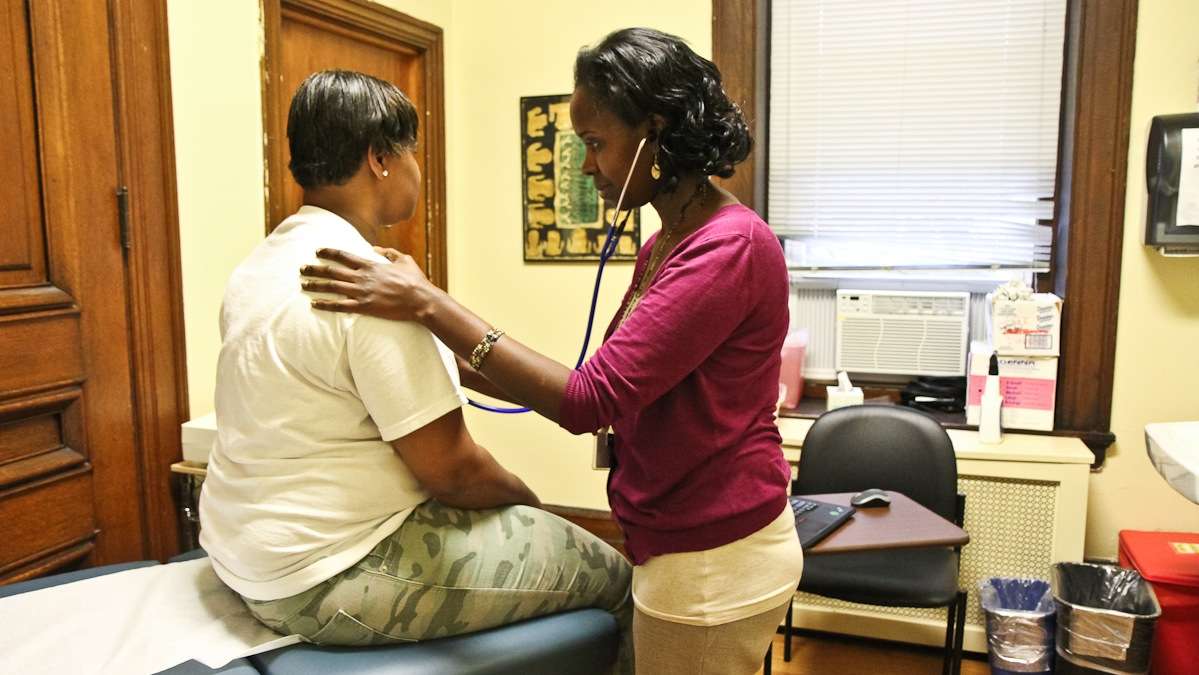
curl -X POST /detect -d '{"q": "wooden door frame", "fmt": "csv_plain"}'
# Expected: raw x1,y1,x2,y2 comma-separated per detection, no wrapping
261,0,448,289
107,0,189,562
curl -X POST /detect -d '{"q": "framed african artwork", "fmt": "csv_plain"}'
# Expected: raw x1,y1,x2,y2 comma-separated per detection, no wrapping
520,94,641,262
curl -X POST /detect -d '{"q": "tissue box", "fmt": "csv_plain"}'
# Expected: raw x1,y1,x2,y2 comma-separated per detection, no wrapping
181,412,217,464
987,292,1062,356
966,347,1058,431
826,385,864,411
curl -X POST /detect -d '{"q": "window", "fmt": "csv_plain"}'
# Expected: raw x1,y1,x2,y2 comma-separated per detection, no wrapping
713,0,1137,458
769,0,1066,275
767,0,1068,381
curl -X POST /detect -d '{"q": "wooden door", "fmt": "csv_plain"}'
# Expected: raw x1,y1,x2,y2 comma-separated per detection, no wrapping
0,0,185,581
264,0,447,287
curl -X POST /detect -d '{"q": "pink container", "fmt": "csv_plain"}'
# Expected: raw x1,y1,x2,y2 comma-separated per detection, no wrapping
779,329,808,409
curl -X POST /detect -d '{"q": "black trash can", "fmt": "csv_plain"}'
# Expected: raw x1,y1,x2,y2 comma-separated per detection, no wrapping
979,577,1056,674
1052,562,1161,675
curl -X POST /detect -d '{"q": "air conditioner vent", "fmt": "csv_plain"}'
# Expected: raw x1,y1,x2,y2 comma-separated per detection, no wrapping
835,291,969,376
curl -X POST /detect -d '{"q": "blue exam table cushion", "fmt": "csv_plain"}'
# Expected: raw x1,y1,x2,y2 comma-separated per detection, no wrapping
249,609,617,675
3,550,620,675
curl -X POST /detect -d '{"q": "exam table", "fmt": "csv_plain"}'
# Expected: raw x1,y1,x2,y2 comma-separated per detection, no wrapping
0,548,620,675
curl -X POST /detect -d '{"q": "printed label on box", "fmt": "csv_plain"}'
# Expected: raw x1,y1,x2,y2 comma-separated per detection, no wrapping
988,292,1062,356
1024,334,1053,351
966,349,1058,431
967,375,1056,410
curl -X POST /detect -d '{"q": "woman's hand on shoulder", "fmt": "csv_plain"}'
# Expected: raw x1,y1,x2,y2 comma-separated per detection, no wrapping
301,247,438,322
372,245,403,262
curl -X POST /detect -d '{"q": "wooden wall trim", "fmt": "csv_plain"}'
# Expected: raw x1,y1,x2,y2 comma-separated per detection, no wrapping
282,0,442,45
1,540,95,585
711,0,767,214
0,467,97,577
0,286,74,315
108,0,189,560
1051,0,1138,462
262,0,284,234
261,0,448,289
713,0,1138,465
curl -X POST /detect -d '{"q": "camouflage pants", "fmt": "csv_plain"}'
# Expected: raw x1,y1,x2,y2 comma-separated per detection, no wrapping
242,501,633,674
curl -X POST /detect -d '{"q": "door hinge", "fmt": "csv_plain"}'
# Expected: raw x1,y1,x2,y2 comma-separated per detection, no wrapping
116,186,131,250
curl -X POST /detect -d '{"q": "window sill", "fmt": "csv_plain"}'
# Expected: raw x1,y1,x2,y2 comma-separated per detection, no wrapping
780,398,967,426
776,410,1094,467
778,399,1107,468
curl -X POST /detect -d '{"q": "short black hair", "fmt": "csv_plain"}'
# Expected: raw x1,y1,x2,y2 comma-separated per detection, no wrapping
286,70,419,189
574,27,751,193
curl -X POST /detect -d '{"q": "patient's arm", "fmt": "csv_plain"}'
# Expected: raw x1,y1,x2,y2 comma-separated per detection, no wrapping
391,407,541,510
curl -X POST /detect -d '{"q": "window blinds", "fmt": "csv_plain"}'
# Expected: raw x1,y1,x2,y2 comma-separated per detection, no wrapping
769,0,1067,271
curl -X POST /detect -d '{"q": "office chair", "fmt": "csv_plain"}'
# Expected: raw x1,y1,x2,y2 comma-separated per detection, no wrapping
783,405,967,675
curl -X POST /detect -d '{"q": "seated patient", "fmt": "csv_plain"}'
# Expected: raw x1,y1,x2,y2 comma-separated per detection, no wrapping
199,70,631,671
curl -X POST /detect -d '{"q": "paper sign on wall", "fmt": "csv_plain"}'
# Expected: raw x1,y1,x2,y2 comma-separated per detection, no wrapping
1179,128,1199,227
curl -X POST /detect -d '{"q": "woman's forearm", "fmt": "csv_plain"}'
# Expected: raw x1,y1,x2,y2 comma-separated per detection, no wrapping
421,288,572,423
455,356,521,404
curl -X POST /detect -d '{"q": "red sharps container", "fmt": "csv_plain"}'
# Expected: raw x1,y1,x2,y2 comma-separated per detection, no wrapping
1118,530,1199,675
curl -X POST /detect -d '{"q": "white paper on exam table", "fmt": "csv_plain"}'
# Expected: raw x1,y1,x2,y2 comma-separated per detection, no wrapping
0,558,302,675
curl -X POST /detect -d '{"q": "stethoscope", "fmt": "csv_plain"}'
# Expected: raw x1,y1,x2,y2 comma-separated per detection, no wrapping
468,137,650,414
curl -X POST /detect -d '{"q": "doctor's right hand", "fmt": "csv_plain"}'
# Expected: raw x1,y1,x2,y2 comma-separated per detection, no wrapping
302,247,438,323
372,246,403,263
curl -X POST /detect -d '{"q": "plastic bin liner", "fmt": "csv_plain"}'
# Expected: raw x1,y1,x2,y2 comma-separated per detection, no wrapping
1052,563,1161,674
979,577,1056,673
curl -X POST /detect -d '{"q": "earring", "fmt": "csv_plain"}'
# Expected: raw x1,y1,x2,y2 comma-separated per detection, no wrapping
382,169,389,177
650,149,661,180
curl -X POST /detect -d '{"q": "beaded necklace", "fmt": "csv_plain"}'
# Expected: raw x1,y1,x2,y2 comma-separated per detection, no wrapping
617,180,710,327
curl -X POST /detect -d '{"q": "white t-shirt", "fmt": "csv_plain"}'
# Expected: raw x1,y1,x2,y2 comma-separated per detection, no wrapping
631,505,804,626
199,206,467,601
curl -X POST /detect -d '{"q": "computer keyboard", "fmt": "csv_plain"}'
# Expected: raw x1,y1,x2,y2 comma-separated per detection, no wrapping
790,496,856,550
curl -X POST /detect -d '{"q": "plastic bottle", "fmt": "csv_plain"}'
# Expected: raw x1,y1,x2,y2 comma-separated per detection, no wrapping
979,352,1004,444
779,329,808,409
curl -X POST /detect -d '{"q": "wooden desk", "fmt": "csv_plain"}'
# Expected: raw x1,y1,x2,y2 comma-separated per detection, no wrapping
801,492,969,556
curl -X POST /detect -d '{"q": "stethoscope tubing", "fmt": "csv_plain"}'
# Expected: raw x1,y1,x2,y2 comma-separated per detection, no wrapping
467,138,650,414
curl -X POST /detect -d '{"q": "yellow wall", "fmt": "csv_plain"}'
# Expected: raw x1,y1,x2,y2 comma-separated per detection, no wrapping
168,0,267,418
168,0,1199,543
1088,0,1199,559
439,2,710,509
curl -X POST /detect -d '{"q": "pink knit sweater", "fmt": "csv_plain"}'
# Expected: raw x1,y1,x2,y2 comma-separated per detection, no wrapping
560,204,791,564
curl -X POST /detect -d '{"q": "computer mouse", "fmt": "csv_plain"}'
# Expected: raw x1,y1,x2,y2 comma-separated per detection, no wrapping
850,488,891,508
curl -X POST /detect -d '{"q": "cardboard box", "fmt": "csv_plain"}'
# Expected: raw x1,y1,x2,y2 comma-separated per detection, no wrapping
966,345,1058,431
987,292,1062,356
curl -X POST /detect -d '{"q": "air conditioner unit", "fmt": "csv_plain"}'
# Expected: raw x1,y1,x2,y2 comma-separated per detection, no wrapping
835,290,969,377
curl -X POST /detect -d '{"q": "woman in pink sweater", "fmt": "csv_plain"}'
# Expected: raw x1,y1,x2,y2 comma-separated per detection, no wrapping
302,28,802,675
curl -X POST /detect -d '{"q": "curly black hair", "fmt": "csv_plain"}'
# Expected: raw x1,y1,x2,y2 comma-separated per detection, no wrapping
287,70,419,189
574,27,751,194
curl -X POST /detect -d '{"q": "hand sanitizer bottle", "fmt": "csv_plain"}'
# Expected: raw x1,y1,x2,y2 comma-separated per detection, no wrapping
978,353,1004,444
